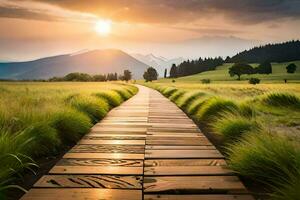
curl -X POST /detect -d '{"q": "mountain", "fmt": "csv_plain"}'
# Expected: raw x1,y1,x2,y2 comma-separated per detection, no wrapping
229,40,300,63
131,53,184,76
0,49,149,80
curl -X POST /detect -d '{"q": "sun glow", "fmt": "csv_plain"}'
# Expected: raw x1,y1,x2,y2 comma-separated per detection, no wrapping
95,20,111,36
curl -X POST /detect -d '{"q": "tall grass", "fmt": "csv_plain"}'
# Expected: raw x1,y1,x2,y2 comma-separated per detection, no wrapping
213,112,260,142
177,91,207,110
161,87,178,97
0,82,137,195
195,97,238,122
260,92,300,108
227,131,300,188
169,89,186,102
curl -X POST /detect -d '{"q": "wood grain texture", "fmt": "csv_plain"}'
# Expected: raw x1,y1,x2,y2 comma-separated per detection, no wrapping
145,150,224,159
34,175,142,189
143,176,247,193
57,158,143,167
144,195,255,200
20,189,142,200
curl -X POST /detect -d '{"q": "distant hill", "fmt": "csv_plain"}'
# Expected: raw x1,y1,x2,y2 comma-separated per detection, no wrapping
0,49,149,80
131,53,184,76
229,40,300,63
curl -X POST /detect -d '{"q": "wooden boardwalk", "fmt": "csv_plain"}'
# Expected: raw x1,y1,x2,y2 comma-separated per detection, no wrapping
21,85,254,200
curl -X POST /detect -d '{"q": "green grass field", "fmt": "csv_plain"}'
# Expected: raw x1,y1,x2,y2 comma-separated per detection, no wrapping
141,73,300,199
0,82,137,196
157,61,300,84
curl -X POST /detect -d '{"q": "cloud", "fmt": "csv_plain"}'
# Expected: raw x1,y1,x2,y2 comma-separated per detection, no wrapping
0,6,59,21
32,0,300,24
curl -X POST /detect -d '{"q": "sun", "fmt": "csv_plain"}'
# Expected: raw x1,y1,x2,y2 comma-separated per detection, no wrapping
95,20,111,36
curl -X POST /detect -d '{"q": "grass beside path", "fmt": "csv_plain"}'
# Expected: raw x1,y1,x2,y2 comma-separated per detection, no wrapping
0,82,138,197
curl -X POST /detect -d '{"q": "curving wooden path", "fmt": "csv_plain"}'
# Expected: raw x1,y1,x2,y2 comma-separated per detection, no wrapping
21,85,254,200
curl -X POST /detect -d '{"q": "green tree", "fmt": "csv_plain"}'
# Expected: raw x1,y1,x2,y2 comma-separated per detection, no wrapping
256,61,272,74
143,67,158,82
228,63,254,80
286,63,297,73
64,73,92,81
123,70,132,82
170,64,177,78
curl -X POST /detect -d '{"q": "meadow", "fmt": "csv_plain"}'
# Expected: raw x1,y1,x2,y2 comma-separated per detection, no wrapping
141,64,300,199
158,61,300,84
0,82,137,195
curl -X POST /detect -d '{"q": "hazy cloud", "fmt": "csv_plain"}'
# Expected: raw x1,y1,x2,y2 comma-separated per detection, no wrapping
32,0,300,24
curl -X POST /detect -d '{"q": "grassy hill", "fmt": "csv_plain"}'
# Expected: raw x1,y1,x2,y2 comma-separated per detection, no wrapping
159,61,300,83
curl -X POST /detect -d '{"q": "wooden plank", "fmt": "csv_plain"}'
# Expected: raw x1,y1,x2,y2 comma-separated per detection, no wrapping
50,166,143,175
146,139,211,146
70,145,144,153
146,145,215,150
34,175,142,188
64,153,144,160
57,158,143,167
83,136,146,140
91,127,147,132
145,150,224,159
144,159,226,167
78,140,145,145
144,166,234,176
143,176,248,193
144,195,255,200
21,188,141,200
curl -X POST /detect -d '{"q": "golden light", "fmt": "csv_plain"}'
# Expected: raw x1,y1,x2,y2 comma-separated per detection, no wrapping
95,20,111,36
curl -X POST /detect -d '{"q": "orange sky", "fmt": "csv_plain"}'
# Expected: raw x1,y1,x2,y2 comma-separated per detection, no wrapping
0,0,300,60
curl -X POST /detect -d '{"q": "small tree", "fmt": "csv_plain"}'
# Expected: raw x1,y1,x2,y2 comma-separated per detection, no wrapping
123,70,132,82
229,63,254,80
286,63,297,73
249,77,260,85
256,61,272,74
164,68,167,78
143,67,158,82
170,64,177,78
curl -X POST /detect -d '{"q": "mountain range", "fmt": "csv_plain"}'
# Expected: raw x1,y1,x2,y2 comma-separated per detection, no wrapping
0,49,150,80
131,53,184,76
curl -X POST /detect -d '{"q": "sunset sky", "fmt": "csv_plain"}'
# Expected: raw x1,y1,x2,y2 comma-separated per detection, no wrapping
0,0,300,61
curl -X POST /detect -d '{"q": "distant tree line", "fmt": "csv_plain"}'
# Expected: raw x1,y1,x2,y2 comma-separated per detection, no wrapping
49,70,132,82
169,57,224,78
228,40,300,63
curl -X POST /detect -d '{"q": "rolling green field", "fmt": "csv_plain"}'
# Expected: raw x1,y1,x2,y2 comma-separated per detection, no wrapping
0,82,137,196
157,61,300,83
142,76,300,199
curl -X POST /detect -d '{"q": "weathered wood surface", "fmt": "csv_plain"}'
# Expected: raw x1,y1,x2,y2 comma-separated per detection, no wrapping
21,85,252,200
21,189,141,200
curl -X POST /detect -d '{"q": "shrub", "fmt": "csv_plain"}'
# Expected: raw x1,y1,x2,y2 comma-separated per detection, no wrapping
201,79,211,84
249,77,260,85
50,109,92,144
68,95,109,123
195,98,238,122
169,90,186,102
227,131,300,188
213,113,260,142
94,91,122,108
261,93,300,108
172,79,176,83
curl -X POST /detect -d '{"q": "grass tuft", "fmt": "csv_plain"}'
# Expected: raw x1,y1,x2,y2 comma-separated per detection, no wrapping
213,112,261,142
169,89,186,102
177,91,207,110
227,130,300,188
50,109,92,144
261,92,300,108
195,97,238,122
161,87,178,97
94,91,122,108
